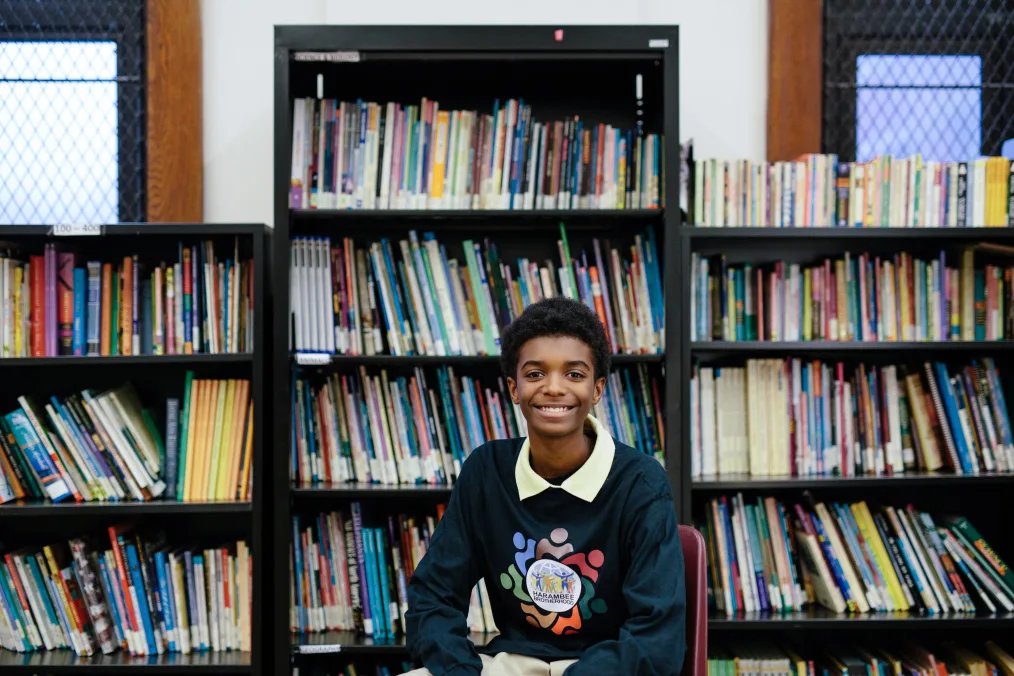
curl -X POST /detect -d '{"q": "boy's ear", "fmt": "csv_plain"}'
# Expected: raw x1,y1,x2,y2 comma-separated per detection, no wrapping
506,376,519,405
592,376,606,405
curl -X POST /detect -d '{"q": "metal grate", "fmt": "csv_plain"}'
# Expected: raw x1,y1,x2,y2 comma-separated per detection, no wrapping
0,0,146,225
822,0,1014,163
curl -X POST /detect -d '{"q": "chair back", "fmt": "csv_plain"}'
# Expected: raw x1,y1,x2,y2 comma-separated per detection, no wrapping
678,525,708,676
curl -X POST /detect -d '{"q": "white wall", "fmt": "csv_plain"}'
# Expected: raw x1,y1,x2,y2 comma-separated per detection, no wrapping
201,0,767,226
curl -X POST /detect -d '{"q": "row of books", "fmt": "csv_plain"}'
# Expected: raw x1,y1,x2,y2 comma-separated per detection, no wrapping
708,640,1014,676
173,375,254,503
691,154,1014,228
0,377,253,504
0,525,252,656
291,364,663,486
290,97,664,212
0,240,253,358
691,246,1014,343
289,224,663,357
290,504,498,637
690,358,1013,479
702,493,1013,616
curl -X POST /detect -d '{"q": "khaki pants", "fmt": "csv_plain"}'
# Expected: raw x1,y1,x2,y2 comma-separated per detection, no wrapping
401,652,579,676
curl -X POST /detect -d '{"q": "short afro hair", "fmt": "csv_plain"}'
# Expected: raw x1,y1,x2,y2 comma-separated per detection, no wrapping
499,296,611,380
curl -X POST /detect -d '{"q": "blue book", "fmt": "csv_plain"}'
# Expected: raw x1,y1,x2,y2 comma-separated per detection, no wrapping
373,528,393,638
72,268,86,355
125,544,157,654
4,409,70,502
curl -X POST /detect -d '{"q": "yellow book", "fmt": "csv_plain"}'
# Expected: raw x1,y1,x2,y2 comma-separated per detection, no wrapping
211,379,236,499
206,380,228,500
238,401,254,500
852,501,908,611
225,380,249,500
195,381,218,502
430,109,449,201
183,380,204,501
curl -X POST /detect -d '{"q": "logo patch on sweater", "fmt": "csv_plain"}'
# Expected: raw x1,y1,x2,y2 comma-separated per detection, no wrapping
499,527,608,635
525,559,581,612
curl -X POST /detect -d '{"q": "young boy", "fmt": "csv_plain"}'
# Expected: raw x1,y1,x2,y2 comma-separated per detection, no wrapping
403,297,686,676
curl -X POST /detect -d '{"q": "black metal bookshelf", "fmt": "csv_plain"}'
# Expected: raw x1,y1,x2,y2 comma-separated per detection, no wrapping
273,24,679,674
0,223,266,675
682,225,1014,636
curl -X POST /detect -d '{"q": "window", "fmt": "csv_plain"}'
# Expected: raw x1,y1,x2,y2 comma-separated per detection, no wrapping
822,1,1014,162
855,54,981,163
0,0,146,225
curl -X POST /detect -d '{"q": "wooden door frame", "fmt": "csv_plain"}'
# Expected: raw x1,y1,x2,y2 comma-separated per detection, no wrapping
767,0,822,161
146,0,203,222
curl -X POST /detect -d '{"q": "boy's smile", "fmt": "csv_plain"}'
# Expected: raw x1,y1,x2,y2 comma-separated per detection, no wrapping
507,335,606,478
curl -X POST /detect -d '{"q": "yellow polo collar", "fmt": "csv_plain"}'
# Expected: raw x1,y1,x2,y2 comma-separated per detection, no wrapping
515,415,615,502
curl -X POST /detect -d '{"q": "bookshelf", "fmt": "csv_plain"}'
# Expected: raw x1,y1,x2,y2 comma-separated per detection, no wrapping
272,24,679,674
0,223,266,675
684,162,1014,645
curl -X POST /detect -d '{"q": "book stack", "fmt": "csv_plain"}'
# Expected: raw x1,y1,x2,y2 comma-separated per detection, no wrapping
0,238,254,358
289,224,663,357
691,154,1014,228
691,357,1013,479
702,493,1012,616
292,364,662,486
291,504,498,638
0,376,253,505
0,525,252,656
290,97,663,212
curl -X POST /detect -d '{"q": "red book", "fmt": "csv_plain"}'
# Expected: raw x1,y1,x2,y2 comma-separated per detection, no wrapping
58,252,75,355
30,255,45,357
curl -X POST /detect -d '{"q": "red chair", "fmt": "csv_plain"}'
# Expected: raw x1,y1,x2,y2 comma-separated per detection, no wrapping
678,525,708,676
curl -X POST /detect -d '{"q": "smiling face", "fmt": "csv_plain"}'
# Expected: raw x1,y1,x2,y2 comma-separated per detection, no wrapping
506,335,606,440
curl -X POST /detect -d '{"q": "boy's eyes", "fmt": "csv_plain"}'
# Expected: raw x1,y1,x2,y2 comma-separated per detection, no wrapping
523,370,587,379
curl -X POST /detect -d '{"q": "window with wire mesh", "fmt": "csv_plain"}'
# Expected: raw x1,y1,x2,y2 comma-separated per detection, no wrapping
822,0,1014,163
0,0,146,225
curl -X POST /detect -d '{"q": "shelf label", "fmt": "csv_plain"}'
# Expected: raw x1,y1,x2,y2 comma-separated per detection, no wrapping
298,644,342,654
293,51,361,63
49,223,103,237
295,352,331,366
649,39,670,48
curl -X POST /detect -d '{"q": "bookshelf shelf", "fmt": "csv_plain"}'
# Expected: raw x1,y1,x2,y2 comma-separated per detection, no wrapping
690,341,1014,354
683,226,1014,242
291,483,453,499
0,648,252,673
291,631,494,655
708,609,1014,630
291,208,664,221
291,353,663,368
0,499,254,517
691,472,1014,491
0,353,254,367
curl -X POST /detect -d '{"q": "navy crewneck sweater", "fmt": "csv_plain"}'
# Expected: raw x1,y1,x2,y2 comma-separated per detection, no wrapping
405,420,686,676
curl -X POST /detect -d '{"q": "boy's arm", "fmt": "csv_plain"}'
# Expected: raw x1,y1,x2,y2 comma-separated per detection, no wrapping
405,459,484,676
564,485,687,676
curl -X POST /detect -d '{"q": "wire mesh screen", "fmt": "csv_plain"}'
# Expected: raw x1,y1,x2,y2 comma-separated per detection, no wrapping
0,0,146,225
822,0,1014,163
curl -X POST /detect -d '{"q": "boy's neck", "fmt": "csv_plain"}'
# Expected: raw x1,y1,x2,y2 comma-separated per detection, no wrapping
528,423,595,480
